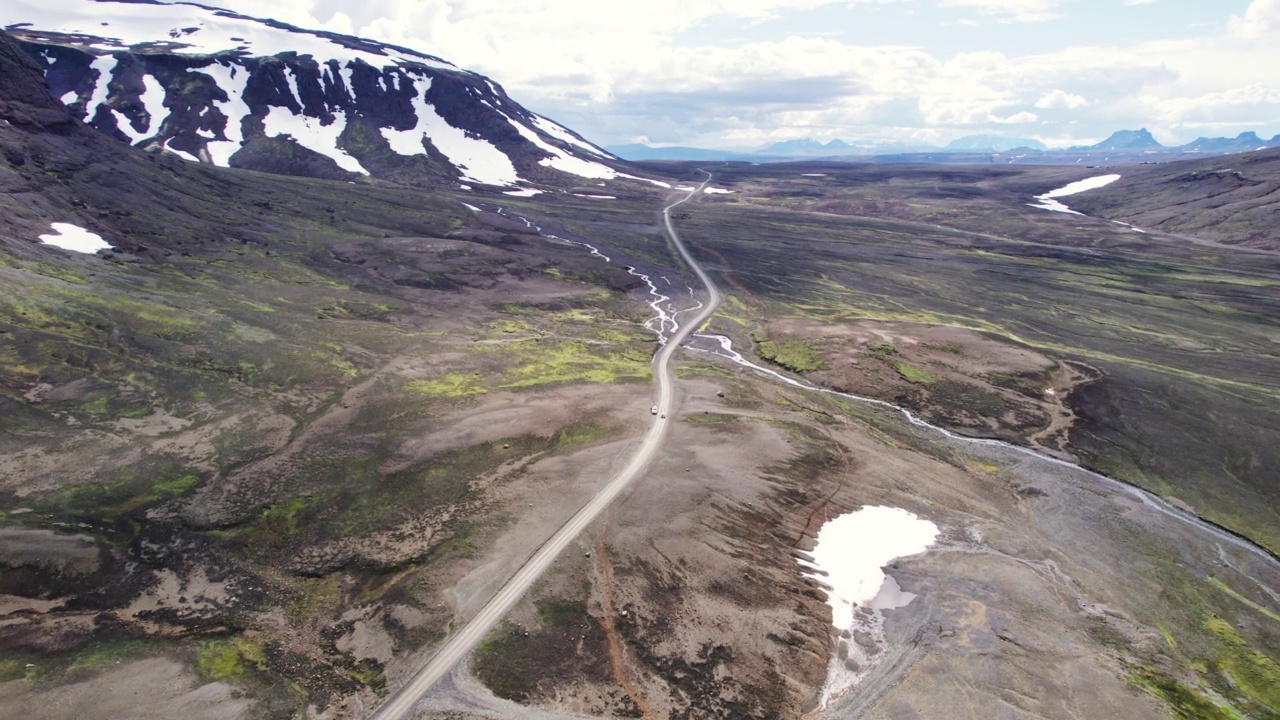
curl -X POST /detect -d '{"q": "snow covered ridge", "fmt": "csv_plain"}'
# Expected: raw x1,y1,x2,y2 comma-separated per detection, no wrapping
2,0,632,189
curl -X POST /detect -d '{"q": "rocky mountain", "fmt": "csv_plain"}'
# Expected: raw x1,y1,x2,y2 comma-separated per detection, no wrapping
1072,128,1162,152
1174,131,1280,154
2,0,650,191
944,134,1047,152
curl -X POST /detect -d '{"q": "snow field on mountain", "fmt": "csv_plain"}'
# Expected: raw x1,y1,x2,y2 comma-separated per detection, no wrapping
1029,173,1121,214
381,79,521,186
200,61,251,166
5,0,456,70
531,115,610,158
39,223,110,253
263,106,368,175
116,73,167,142
85,55,114,118
502,110,622,181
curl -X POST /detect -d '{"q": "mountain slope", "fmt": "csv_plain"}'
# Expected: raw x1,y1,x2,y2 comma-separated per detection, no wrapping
2,0,643,190
1068,147,1280,251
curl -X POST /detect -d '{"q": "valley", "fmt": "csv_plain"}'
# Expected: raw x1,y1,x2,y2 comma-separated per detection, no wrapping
1,5,1279,720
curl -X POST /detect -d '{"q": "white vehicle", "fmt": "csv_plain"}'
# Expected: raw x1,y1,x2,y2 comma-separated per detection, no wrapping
651,405,659,415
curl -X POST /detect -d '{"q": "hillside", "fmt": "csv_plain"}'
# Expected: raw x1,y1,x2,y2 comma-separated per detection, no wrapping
2,0,647,191
1067,148,1280,251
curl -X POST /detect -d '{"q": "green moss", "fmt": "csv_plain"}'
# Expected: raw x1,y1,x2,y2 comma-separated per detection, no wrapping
498,303,536,315
196,638,267,682
348,659,385,690
406,372,489,398
893,361,939,385
38,472,201,535
552,423,609,452
1207,577,1280,623
498,340,651,388
0,659,29,682
869,342,899,360
1130,670,1240,720
26,261,87,284
1204,616,1280,712
753,335,827,373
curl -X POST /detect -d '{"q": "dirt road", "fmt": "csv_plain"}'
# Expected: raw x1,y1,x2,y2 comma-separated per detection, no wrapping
365,174,721,720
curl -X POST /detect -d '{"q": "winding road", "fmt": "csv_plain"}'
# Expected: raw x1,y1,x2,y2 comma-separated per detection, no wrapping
366,173,721,720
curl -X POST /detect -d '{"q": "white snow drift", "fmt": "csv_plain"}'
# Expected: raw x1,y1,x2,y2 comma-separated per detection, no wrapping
39,223,110,253
1029,174,1121,214
798,505,938,631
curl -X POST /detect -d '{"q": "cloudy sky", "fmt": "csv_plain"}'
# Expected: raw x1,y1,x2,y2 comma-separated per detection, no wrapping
218,0,1280,149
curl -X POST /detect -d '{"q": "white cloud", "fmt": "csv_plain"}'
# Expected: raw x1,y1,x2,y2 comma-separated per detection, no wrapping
208,0,1280,148
1035,89,1090,109
1230,0,1280,38
989,111,1038,124
936,0,1062,22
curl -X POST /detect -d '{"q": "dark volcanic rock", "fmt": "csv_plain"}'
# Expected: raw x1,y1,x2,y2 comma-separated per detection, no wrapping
0,29,76,131
5,2,628,189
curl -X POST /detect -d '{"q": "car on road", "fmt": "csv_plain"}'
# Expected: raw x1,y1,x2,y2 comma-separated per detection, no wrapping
651,405,658,415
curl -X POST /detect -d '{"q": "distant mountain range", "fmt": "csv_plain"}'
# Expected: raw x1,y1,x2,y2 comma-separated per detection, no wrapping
609,129,1280,165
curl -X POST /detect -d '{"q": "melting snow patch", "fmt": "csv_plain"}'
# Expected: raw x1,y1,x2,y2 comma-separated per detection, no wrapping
798,505,937,706
200,61,251,166
503,112,621,180
384,83,520,186
703,187,734,194
503,188,543,197
1029,174,1120,214
617,173,671,188
39,223,111,253
85,55,116,119
530,115,611,158
263,106,368,175
460,202,482,213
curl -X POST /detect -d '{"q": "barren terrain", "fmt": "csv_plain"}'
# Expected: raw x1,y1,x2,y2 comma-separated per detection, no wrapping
3,33,1279,720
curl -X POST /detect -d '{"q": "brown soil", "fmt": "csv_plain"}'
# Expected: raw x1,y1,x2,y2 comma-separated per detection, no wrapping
768,318,1097,455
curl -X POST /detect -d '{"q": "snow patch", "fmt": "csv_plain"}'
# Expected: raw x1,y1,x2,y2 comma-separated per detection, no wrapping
380,78,519,186
797,506,937,706
503,188,542,197
572,194,616,199
263,106,368,175
530,115,610,158
503,112,620,180
1028,174,1120,214
379,77,433,155
85,54,116,120
39,222,110,253
703,187,734,194
59,90,77,105
164,140,198,162
200,60,250,166
460,202,482,213
799,506,937,630
114,72,168,142
3,0,458,71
